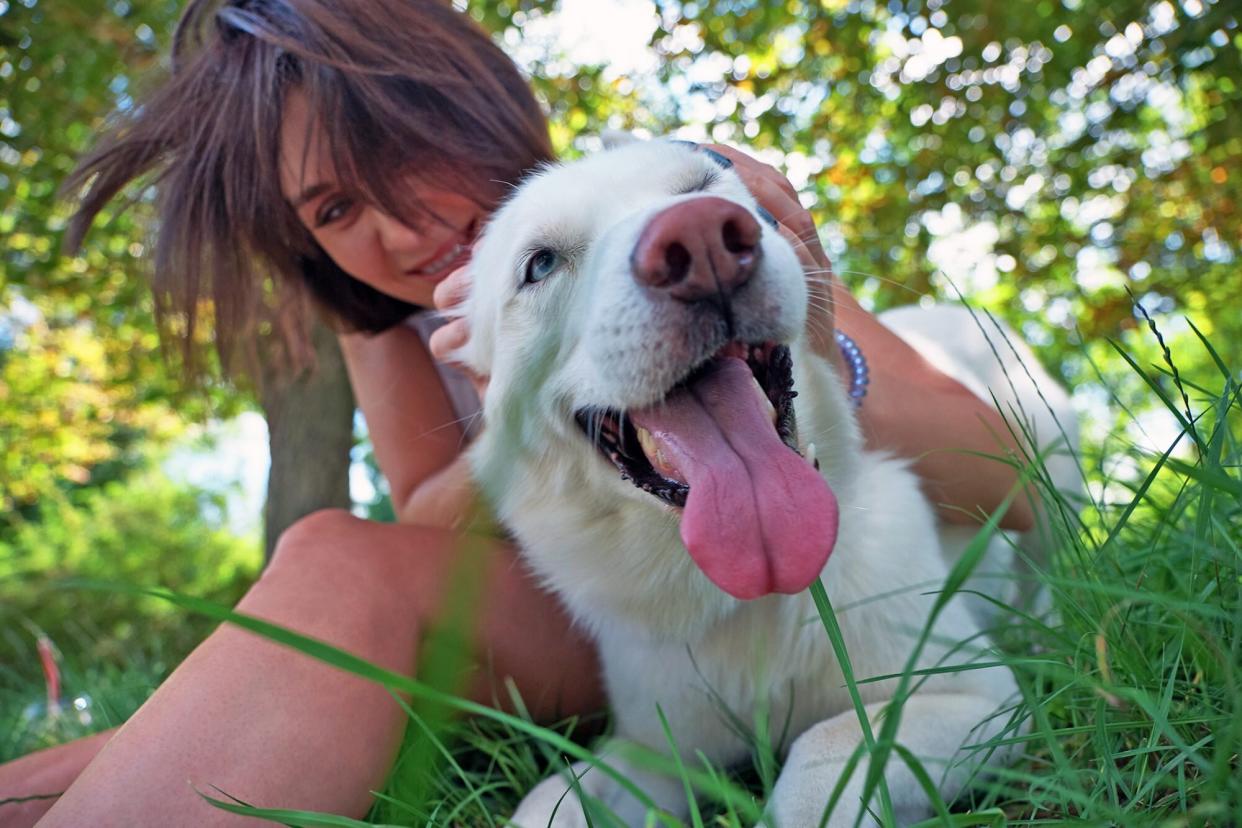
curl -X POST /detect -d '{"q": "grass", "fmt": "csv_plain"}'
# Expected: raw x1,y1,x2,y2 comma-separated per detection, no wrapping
2,322,1238,826
0,625,186,766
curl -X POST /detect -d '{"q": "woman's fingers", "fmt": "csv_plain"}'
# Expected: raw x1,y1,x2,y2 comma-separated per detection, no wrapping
429,264,491,399
427,317,468,364
429,263,475,365
427,314,490,400
700,143,799,201
433,262,472,312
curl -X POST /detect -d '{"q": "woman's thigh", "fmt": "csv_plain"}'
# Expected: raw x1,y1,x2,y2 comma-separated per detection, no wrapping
260,508,605,718
26,510,603,827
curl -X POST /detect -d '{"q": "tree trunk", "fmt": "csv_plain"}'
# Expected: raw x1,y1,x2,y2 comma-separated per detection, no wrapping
259,322,355,560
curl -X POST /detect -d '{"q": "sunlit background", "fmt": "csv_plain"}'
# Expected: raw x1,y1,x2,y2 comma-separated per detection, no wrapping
1,0,1238,774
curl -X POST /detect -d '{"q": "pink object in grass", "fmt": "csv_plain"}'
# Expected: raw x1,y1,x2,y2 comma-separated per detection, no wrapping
37,635,61,716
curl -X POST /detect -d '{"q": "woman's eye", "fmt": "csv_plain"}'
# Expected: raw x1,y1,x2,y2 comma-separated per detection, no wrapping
524,249,561,285
315,197,354,228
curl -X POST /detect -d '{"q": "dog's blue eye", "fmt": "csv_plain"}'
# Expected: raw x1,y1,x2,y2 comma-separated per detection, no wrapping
524,249,560,285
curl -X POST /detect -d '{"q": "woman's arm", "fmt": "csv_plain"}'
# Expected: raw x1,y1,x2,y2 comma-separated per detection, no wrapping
339,324,477,528
832,287,1035,531
0,729,114,827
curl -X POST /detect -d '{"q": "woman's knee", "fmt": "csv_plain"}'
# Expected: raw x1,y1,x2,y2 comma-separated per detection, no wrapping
270,508,366,568
243,510,445,655
264,509,457,607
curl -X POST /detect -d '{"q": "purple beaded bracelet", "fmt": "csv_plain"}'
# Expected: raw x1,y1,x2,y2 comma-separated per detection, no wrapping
835,330,869,409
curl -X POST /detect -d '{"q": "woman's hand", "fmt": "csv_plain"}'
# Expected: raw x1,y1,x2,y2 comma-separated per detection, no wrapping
428,264,489,399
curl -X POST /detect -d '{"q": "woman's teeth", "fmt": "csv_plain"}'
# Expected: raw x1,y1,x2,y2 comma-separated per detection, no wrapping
415,241,469,276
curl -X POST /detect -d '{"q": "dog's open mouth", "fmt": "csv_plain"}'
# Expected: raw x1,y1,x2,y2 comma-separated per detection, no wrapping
575,342,798,508
574,342,840,600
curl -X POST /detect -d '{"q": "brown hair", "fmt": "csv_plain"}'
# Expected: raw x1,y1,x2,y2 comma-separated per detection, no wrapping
64,0,552,375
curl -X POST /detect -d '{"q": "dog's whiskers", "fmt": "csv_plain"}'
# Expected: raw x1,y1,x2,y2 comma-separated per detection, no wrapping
416,411,485,448
831,270,932,297
616,410,632,454
587,408,607,451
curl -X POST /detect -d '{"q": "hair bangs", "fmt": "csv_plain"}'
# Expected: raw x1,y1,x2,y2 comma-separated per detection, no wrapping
66,0,555,382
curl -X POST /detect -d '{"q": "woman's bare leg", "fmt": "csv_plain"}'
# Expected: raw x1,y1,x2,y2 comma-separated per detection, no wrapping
7,510,600,827
0,731,113,827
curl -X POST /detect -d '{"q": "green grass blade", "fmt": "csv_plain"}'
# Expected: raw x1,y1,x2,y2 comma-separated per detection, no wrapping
657,705,704,828
198,790,405,826
808,579,895,825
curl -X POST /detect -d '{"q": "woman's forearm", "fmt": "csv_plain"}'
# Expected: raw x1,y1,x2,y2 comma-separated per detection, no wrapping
397,453,479,529
0,728,114,827
833,289,1036,532
339,328,468,517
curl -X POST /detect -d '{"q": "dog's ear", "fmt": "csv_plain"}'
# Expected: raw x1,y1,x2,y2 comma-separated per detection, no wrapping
599,129,642,150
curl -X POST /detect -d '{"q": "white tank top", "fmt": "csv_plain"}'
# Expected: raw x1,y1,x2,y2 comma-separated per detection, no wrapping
406,312,483,442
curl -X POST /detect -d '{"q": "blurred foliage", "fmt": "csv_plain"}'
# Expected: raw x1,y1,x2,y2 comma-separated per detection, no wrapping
475,0,1239,414
1,0,1237,623
0,0,173,313
0,470,259,674
0,315,183,531
1,0,246,536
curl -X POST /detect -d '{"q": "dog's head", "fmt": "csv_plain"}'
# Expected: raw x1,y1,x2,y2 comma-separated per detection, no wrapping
452,138,848,603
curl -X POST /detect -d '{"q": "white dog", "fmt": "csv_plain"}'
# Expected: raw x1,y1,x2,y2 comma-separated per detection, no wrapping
450,137,1077,826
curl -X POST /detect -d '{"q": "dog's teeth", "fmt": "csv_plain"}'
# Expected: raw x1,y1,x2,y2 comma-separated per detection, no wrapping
806,442,817,467
636,426,660,463
637,426,683,481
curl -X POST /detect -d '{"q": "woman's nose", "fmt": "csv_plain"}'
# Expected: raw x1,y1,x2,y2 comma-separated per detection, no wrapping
371,209,422,253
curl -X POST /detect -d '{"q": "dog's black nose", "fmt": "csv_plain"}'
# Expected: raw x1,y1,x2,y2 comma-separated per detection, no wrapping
631,196,762,304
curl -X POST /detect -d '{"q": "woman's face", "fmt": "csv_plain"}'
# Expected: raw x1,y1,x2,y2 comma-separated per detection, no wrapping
279,91,481,309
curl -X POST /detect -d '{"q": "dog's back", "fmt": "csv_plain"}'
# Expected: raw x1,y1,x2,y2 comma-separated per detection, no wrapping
882,303,1081,615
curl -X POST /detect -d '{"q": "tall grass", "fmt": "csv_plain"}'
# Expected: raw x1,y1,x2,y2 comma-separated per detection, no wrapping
208,322,1241,825
5,324,1238,826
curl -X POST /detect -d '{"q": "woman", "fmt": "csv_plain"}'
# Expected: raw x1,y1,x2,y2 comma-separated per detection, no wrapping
0,0,1036,824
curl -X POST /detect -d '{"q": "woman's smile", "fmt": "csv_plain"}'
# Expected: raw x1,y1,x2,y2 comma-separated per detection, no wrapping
279,90,484,307
406,217,479,280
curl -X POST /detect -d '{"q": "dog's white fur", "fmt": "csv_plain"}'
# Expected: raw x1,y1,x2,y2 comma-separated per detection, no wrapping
452,138,1078,826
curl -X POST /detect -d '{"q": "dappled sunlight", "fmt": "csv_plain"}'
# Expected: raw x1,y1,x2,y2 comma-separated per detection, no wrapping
1,0,1238,823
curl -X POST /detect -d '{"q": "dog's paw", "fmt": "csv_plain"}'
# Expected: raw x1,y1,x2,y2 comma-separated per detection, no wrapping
509,752,691,828
509,766,592,828
763,721,865,828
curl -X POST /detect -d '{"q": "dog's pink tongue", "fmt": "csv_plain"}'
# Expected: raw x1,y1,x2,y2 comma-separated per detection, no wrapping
630,357,839,600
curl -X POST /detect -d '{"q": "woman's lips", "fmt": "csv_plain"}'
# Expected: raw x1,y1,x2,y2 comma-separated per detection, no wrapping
406,218,478,280
407,242,470,280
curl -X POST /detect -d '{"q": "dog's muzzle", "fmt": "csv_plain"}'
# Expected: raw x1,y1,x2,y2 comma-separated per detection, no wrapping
575,340,840,602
